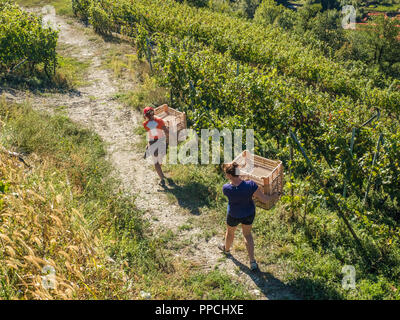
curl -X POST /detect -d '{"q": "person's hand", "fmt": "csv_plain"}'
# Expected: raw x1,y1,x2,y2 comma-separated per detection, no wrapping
269,193,280,202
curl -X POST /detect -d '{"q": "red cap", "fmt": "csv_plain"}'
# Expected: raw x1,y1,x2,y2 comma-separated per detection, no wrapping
143,106,154,115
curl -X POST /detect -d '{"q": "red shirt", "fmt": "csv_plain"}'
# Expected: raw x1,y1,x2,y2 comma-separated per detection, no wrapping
143,117,166,141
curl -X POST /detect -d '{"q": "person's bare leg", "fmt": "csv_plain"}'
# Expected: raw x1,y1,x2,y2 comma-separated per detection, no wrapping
154,162,165,180
225,225,236,251
242,224,255,262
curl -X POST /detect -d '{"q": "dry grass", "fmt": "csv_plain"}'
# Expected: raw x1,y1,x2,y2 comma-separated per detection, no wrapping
0,100,134,299
0,152,131,299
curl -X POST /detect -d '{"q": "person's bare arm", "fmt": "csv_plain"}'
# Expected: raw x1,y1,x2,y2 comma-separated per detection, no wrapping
254,187,280,203
161,125,169,141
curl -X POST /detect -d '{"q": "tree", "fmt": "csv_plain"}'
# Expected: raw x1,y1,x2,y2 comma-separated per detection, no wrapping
319,0,340,10
295,2,323,32
342,15,400,77
309,9,345,50
369,15,400,76
254,0,285,25
237,0,261,18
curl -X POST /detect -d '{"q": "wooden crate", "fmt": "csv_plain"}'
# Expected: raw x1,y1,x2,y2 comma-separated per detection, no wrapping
154,104,187,140
232,150,284,210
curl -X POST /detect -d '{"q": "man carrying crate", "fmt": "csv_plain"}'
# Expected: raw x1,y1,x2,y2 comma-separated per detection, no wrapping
143,106,169,187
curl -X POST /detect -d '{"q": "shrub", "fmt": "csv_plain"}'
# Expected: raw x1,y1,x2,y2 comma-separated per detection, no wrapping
72,0,91,22
0,1,58,79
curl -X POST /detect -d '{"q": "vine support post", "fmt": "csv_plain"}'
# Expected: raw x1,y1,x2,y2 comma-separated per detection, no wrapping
343,127,356,198
289,129,314,173
363,133,384,205
289,141,294,220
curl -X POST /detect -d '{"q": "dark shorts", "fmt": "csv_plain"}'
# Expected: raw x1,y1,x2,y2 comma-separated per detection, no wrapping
226,214,255,227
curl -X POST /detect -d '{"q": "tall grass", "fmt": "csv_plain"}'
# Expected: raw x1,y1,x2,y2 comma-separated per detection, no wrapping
0,100,132,299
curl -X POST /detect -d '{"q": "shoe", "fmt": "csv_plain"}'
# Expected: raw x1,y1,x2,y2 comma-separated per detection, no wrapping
250,261,259,271
159,179,166,187
165,177,175,185
218,243,230,255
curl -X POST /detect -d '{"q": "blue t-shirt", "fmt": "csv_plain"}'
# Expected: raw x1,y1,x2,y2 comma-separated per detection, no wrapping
222,180,259,218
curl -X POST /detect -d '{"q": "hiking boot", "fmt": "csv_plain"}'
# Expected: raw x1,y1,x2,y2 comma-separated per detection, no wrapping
250,260,259,271
159,179,166,187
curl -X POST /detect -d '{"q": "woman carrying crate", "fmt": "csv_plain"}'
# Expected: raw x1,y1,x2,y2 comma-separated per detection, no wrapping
219,162,279,271
143,106,169,186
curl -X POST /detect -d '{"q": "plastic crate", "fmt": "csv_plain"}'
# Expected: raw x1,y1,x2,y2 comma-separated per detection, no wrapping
154,104,187,140
232,150,283,210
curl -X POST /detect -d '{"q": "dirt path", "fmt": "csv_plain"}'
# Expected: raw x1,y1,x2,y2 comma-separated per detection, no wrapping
1,9,300,300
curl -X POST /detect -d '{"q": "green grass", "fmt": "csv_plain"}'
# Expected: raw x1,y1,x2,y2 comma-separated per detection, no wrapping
102,50,168,110
56,55,91,88
184,270,253,299
163,163,226,218
16,0,73,16
178,224,194,232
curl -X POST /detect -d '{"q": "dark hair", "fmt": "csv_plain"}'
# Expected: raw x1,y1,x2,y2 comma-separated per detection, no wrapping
223,162,239,177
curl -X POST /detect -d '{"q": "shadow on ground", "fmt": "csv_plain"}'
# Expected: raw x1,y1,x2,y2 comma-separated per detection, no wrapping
0,83,82,96
227,255,303,300
287,278,344,300
161,179,213,216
